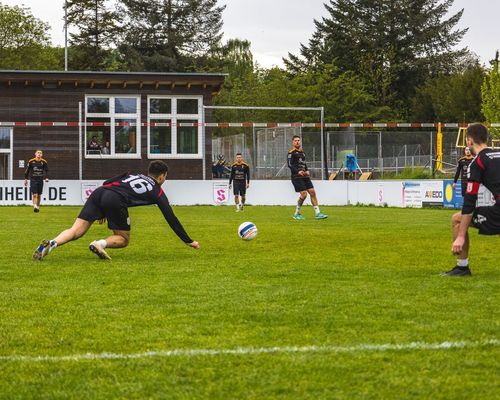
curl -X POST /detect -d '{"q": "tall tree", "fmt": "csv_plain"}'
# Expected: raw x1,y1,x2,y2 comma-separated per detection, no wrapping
118,0,225,72
0,4,62,70
482,51,500,137
285,0,468,118
66,0,121,70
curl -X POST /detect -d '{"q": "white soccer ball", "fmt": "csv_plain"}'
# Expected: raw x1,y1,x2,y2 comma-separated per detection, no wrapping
238,221,258,241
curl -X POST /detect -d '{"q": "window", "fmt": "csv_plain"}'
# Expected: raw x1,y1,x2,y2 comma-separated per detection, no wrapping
147,96,202,158
85,96,140,158
0,127,12,179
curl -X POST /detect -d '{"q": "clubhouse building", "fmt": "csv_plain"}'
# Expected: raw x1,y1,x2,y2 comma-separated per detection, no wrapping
0,70,226,180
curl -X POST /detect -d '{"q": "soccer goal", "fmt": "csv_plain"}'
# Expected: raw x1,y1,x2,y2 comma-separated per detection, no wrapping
203,105,327,180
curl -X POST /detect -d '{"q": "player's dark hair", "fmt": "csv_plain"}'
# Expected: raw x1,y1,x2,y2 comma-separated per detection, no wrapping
148,160,168,177
466,123,489,144
292,135,300,140
236,152,242,156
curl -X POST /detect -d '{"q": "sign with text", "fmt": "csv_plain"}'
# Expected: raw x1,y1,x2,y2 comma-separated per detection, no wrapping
213,183,229,205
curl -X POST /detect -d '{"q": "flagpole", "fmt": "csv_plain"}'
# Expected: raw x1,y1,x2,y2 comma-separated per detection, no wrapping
64,0,68,71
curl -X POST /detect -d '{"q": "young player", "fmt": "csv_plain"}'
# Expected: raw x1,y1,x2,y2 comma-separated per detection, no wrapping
452,147,474,197
24,150,48,212
33,160,200,261
444,123,500,276
287,135,328,220
229,153,250,211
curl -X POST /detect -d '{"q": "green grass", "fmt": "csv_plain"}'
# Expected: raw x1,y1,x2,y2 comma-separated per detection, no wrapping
0,205,498,399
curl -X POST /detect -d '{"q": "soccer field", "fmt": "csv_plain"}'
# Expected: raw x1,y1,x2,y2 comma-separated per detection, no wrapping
0,205,498,399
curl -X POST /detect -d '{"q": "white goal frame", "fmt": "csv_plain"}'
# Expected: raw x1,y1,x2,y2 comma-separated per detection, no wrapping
202,105,326,180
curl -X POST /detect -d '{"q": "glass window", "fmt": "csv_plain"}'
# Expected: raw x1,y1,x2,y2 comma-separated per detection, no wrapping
87,98,109,113
86,118,110,155
0,128,10,149
150,98,172,114
177,98,198,114
115,119,137,154
150,119,172,154
177,120,198,154
115,98,137,114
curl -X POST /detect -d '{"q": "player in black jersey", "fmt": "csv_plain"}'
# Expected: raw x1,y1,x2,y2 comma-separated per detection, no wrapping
453,147,474,196
287,135,327,220
33,160,200,261
229,153,250,212
443,124,500,276
24,150,48,213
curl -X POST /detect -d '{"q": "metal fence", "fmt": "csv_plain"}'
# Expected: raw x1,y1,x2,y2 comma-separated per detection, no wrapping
212,127,461,180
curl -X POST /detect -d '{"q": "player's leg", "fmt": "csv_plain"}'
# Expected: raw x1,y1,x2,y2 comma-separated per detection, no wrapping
240,185,247,211
33,218,92,260
307,186,327,220
233,184,240,211
293,190,307,220
89,191,130,260
89,230,129,260
442,212,471,276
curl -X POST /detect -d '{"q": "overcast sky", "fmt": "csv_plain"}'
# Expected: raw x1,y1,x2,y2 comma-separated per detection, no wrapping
2,0,498,68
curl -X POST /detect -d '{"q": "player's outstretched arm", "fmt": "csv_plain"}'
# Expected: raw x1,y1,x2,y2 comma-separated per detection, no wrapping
157,195,195,245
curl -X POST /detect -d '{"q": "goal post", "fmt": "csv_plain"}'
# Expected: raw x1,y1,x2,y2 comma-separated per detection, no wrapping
203,105,327,180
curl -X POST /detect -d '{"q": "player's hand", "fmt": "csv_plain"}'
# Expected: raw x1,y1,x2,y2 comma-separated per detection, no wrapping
452,183,456,189
23,179,27,187
189,241,200,250
304,171,310,176
298,171,305,176
452,236,465,255
246,183,249,188
228,184,232,189
45,178,49,182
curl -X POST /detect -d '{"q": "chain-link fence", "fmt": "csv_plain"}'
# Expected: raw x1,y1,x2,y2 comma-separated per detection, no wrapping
212,127,462,180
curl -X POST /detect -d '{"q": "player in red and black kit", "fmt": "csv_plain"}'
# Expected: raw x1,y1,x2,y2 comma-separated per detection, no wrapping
444,123,500,276
33,160,199,261
229,153,250,212
453,147,474,196
287,135,327,220
24,150,48,212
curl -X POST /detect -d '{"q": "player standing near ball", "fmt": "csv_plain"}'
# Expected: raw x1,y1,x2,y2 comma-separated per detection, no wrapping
33,160,199,261
445,123,500,276
24,150,48,213
287,135,327,220
229,153,250,212
453,146,474,197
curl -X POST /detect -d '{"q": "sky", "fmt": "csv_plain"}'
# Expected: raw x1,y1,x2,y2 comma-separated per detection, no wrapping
2,0,498,68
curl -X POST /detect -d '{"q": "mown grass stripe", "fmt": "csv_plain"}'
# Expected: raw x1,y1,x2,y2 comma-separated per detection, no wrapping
1,339,498,363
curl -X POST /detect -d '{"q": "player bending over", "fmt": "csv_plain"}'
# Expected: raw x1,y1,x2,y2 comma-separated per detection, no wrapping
287,135,327,220
33,160,199,261
444,123,500,276
229,152,250,212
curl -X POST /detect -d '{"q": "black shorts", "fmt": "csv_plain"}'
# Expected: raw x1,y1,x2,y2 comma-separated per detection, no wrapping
78,187,130,231
233,181,247,196
472,205,500,235
30,179,44,195
291,177,314,193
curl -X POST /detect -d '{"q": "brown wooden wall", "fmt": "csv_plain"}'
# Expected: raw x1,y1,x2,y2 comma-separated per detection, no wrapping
1,80,220,180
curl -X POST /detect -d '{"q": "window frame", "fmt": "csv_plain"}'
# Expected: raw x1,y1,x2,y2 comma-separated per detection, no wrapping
147,95,203,159
85,95,141,159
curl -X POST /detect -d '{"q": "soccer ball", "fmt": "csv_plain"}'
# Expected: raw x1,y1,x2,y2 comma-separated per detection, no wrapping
238,221,258,241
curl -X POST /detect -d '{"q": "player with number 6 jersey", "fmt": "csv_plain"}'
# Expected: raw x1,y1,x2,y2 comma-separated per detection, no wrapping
32,160,200,261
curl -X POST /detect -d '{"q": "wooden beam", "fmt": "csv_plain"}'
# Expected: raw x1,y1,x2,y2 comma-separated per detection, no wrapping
58,80,62,87
24,80,29,86
90,81,95,88
74,81,78,87
139,81,144,89
155,81,160,89
187,83,192,89
7,80,11,87
41,81,45,87
171,82,176,89
203,83,207,89
123,81,127,88
107,81,111,89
